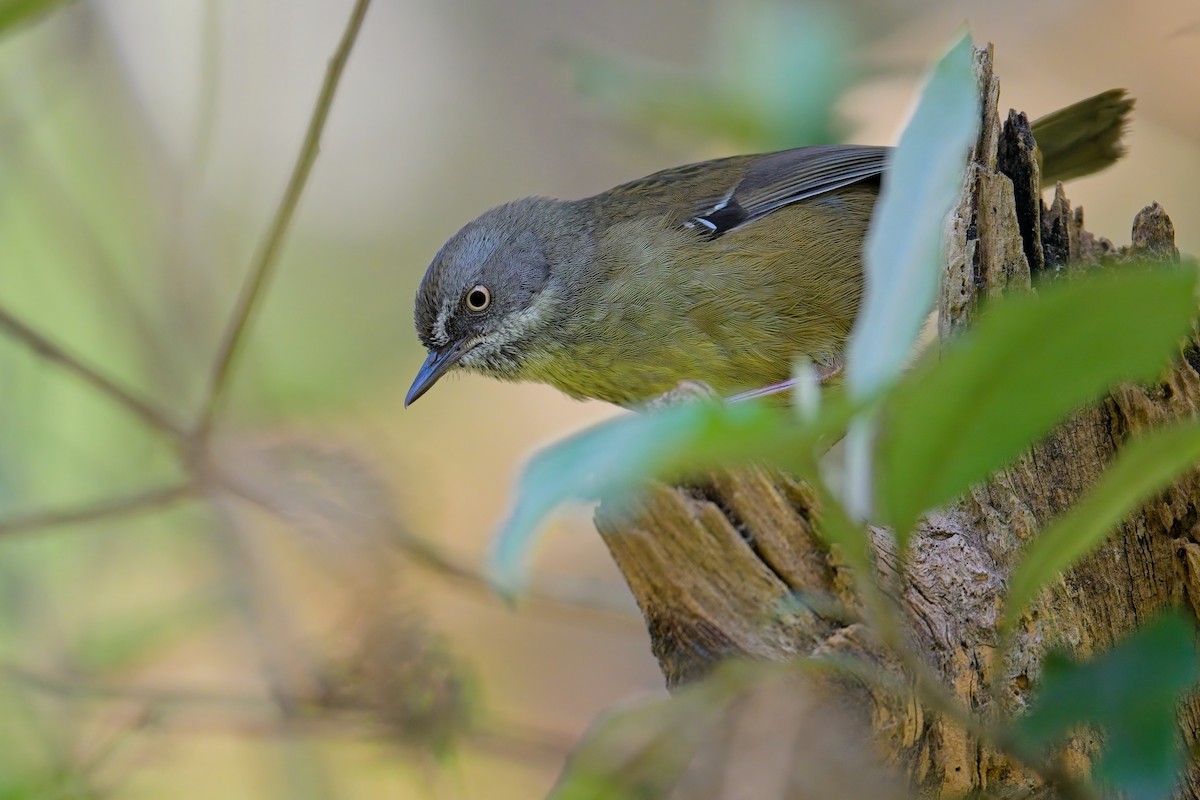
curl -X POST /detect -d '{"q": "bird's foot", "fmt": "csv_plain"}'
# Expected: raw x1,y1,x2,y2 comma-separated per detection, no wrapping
643,380,719,411
726,355,843,403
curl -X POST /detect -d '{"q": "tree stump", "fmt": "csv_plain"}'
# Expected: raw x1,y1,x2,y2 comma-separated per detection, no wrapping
593,45,1199,797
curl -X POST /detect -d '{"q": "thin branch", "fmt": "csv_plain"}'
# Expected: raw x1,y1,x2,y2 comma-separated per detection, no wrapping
0,482,195,537
0,304,186,440
193,0,373,441
0,661,575,762
220,472,643,623
204,493,318,719
470,719,576,762
0,76,171,387
0,661,272,709
391,525,641,619
212,469,640,621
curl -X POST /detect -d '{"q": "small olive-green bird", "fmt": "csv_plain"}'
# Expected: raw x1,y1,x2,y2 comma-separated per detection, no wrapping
407,89,1133,408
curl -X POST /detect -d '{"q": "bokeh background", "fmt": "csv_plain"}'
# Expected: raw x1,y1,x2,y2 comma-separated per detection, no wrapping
0,0,1196,797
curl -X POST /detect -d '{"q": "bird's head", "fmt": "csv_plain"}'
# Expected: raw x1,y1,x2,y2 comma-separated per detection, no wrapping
406,197,586,405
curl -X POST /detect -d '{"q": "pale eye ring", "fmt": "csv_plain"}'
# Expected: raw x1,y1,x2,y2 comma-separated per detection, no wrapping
465,285,491,312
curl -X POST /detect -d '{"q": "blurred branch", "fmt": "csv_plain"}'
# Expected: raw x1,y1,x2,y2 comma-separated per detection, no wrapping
0,76,173,386
0,661,271,709
0,482,195,537
393,526,640,619
204,495,320,719
0,661,574,762
0,303,185,439
470,719,576,763
193,0,373,441
211,461,640,620
30,165,178,386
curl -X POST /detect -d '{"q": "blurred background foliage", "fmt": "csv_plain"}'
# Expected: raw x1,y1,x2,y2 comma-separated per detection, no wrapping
0,0,1195,797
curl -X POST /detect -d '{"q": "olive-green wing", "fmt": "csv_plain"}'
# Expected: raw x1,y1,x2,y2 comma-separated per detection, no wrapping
590,144,889,233
1030,88,1133,184
687,144,889,237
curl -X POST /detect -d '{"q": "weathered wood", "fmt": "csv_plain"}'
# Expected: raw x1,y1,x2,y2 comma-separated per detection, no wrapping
997,109,1045,276
939,45,1002,339
595,466,831,688
594,45,1198,798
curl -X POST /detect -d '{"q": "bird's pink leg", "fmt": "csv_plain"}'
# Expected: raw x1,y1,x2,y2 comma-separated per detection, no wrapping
726,357,843,403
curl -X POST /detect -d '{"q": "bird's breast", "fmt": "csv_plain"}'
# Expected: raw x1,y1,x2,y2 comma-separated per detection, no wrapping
546,195,872,403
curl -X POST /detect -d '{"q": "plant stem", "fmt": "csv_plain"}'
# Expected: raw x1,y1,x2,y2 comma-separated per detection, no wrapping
193,0,374,442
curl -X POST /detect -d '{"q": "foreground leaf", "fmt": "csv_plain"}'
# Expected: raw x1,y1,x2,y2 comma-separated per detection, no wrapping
565,2,856,149
550,666,753,800
1016,612,1199,800
0,0,74,34
551,661,907,800
846,32,978,400
1004,419,1200,628
489,396,857,594
879,265,1197,540
840,34,977,519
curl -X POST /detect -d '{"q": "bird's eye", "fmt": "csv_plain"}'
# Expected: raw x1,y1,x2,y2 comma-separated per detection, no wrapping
465,285,491,312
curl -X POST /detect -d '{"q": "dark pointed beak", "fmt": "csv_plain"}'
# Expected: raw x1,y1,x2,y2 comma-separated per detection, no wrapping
405,342,468,406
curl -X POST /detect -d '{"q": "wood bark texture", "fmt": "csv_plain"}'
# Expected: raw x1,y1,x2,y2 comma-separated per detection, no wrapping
593,45,1199,798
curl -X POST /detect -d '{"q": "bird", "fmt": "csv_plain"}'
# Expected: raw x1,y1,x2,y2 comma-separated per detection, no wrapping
406,89,1133,408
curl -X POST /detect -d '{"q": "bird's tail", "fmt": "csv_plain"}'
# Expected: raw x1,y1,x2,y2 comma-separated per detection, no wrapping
1030,88,1135,185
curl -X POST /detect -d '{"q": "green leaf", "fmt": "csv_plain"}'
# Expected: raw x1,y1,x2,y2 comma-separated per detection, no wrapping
563,48,776,148
552,659,908,800
718,0,855,146
563,2,858,149
1016,611,1199,800
489,395,858,595
1004,419,1200,629
879,265,1198,540
846,32,979,400
0,0,74,34
841,34,977,520
548,662,772,800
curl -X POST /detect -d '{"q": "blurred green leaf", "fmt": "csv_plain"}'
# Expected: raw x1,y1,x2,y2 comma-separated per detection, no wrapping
565,1,858,149
236,239,419,417
716,0,855,146
0,0,74,35
878,265,1198,540
552,659,908,800
1004,420,1200,630
847,33,978,400
280,739,336,800
0,776,91,800
0,56,184,512
1016,611,1198,800
489,394,858,594
842,34,977,518
565,50,775,147
549,662,769,800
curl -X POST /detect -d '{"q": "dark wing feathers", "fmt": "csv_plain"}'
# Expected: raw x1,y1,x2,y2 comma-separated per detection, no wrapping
731,146,889,217
591,144,890,236
691,145,889,236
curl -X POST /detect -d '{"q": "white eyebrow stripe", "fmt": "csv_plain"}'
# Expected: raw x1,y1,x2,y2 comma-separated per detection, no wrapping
432,299,452,347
